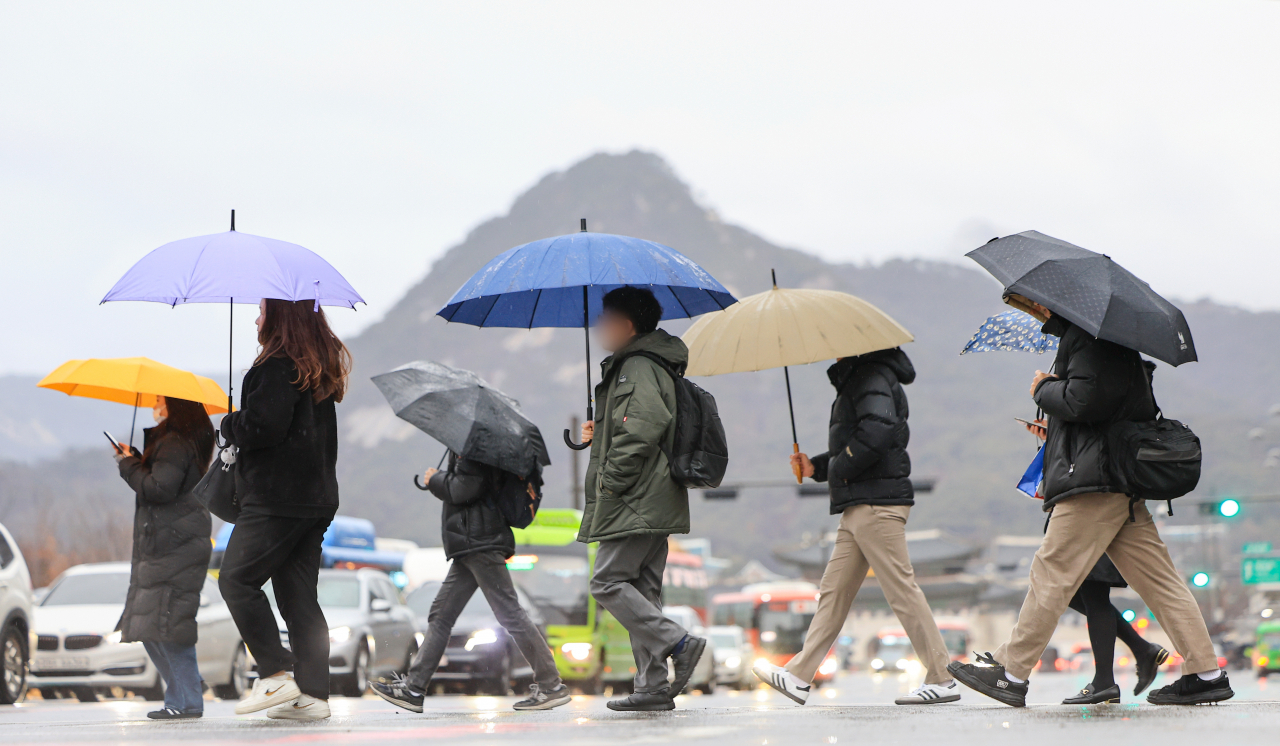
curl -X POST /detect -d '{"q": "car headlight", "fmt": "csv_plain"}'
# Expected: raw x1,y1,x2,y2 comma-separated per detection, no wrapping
106,630,123,645
870,658,885,670
561,642,593,661
753,657,771,670
724,656,741,669
465,629,498,651
894,659,908,670
329,626,352,644
818,656,839,676
414,632,425,647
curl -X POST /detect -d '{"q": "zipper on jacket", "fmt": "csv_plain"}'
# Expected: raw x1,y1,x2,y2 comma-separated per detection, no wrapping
1068,463,1075,476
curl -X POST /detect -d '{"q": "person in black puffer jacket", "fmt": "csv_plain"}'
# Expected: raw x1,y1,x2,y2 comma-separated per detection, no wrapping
371,453,569,713
114,395,214,720
758,348,959,706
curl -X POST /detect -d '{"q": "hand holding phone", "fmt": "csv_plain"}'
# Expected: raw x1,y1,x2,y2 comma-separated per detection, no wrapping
1015,417,1048,441
104,431,123,453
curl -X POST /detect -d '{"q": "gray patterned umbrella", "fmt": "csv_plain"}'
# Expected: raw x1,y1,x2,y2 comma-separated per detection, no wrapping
967,231,1196,366
372,361,550,478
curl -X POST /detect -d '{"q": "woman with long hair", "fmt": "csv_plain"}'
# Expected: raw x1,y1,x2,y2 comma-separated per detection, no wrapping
114,395,216,720
217,298,351,720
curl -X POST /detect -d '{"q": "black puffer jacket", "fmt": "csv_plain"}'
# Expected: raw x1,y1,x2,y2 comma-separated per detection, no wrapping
809,348,915,514
1034,316,1156,510
428,453,514,561
220,356,340,517
116,427,212,645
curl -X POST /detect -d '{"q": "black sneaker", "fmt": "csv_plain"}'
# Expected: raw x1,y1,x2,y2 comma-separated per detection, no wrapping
147,707,202,720
606,689,676,712
1061,682,1120,705
513,683,572,711
668,636,707,696
371,674,425,713
948,653,1028,708
1133,645,1170,696
1146,672,1234,705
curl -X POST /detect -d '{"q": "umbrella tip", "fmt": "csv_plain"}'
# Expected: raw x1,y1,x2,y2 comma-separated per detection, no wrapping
987,236,999,243
580,218,587,232
231,209,236,231
771,268,777,288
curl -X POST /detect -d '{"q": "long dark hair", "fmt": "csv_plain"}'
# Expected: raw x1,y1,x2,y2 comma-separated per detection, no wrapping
144,397,216,475
255,299,352,403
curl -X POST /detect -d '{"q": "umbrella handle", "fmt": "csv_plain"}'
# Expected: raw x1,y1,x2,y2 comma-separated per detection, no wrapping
413,474,432,490
792,442,803,485
564,429,591,450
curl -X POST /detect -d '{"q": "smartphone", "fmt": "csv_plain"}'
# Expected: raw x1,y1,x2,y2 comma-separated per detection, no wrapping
104,431,123,453
1014,417,1042,428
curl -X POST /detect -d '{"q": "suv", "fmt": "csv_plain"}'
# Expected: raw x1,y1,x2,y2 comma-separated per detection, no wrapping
0,522,34,704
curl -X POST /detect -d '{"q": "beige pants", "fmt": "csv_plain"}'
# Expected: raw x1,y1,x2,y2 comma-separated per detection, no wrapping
995,492,1217,679
786,504,952,685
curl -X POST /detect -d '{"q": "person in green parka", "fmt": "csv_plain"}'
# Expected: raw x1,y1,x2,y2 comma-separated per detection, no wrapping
576,286,706,712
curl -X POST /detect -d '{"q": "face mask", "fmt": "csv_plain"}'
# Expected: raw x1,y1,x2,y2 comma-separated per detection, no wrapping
153,407,166,423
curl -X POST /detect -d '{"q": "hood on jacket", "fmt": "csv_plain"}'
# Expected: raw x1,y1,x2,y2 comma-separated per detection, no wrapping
602,328,689,375
826,347,915,388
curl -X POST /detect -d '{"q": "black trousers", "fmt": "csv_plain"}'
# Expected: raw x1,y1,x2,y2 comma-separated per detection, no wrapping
406,550,560,693
219,510,334,699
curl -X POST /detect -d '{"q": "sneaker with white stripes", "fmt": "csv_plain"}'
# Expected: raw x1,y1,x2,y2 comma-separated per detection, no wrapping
752,661,811,705
895,681,961,705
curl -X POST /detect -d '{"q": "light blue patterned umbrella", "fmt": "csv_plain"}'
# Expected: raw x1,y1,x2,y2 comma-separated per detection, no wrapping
960,310,1059,355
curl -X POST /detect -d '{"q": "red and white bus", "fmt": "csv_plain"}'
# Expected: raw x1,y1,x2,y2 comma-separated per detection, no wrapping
711,582,839,684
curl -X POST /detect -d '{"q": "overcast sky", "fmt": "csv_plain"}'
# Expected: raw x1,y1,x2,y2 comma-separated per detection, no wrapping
2,1,1277,379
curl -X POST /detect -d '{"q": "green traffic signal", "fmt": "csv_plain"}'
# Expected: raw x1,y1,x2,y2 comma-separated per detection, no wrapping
1218,499,1240,517
1191,572,1211,588
1120,608,1137,622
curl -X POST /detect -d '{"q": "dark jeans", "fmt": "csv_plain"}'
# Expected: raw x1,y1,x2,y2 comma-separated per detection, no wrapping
406,550,561,693
143,641,202,713
591,534,687,693
219,510,334,699
1068,579,1153,689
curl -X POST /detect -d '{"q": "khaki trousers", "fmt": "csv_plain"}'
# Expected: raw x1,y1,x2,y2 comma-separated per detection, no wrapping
994,492,1217,679
786,504,951,685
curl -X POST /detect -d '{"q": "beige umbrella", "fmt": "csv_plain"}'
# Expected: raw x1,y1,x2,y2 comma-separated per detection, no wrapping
682,271,913,481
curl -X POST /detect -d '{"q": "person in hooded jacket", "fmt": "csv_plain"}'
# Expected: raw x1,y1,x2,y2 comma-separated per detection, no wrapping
754,348,960,706
371,453,570,713
113,395,215,720
948,295,1231,707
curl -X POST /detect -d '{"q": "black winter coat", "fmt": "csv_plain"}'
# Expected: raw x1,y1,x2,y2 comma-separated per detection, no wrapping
428,454,514,561
1034,317,1157,510
810,348,915,514
220,356,340,517
116,427,212,646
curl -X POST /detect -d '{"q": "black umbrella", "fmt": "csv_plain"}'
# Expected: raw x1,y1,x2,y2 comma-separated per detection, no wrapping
966,231,1196,366
371,361,551,484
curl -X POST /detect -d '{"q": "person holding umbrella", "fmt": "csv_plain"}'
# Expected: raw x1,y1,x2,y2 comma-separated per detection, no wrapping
948,232,1232,707
113,395,216,720
217,299,351,720
366,361,570,712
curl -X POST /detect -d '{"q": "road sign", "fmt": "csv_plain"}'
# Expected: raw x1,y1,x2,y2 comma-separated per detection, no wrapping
1242,557,1280,584
1243,542,1273,554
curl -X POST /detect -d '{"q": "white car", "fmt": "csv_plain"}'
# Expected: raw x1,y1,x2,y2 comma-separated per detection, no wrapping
707,625,754,689
0,522,34,704
32,562,248,701
662,605,716,694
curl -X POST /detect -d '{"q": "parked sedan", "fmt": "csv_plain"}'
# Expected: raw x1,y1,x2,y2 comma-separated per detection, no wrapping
0,522,34,704
263,569,418,697
403,580,544,695
31,563,248,701
707,625,753,689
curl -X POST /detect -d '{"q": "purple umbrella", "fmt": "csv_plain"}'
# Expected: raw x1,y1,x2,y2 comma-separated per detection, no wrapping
101,211,364,412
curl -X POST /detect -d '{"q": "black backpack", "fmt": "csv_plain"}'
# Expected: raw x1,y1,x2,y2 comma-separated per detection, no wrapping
1107,368,1201,507
619,351,729,489
492,464,544,529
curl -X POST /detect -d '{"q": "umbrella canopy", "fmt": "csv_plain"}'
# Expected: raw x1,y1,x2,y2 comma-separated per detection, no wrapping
966,231,1196,366
438,229,735,328
960,310,1059,356
38,357,231,414
371,360,550,479
682,286,913,376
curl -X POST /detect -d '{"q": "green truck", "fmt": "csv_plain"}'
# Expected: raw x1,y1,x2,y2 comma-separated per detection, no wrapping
1254,620,1280,677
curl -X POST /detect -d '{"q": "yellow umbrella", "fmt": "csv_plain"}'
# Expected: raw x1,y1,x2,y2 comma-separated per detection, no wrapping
682,271,913,482
38,357,231,447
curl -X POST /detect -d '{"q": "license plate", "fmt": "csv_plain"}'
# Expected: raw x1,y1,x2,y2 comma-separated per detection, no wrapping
34,656,90,671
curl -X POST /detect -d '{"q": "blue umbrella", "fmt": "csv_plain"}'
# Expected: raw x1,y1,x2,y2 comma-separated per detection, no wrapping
439,220,737,448
960,309,1059,356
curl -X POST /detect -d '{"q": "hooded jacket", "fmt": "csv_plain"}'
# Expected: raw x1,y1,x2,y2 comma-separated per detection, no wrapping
1033,316,1156,510
428,453,515,561
578,329,690,543
809,348,916,513
115,427,213,645
219,355,340,517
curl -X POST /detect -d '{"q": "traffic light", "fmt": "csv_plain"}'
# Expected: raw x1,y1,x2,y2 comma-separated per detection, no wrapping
1191,571,1211,588
1199,499,1241,517
1120,608,1137,623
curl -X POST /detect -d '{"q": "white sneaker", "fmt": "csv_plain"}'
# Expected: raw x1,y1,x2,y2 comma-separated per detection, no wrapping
895,681,961,705
235,672,301,715
752,661,811,705
267,694,332,720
